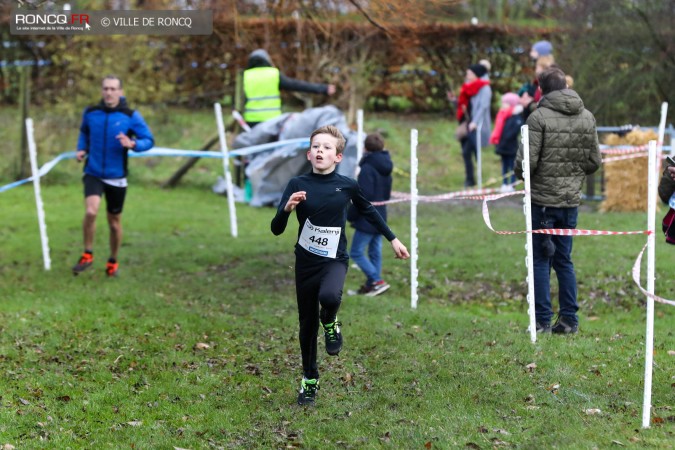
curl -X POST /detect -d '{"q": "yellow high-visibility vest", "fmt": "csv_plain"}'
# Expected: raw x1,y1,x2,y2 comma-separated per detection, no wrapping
243,67,282,123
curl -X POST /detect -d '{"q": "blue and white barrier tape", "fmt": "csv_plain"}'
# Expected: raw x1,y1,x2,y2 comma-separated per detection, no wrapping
0,138,310,193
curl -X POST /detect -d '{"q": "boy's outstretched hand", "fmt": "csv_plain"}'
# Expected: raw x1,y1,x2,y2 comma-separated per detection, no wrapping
390,238,410,260
284,191,307,212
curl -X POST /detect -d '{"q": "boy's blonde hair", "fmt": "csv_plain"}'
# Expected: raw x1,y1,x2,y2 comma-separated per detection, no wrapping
536,55,555,72
310,125,346,154
565,74,574,89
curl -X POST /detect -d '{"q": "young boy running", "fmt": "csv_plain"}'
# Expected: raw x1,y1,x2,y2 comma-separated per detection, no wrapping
271,125,409,406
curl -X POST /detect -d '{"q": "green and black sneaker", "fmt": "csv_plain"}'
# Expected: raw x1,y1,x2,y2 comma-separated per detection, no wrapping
297,378,319,406
322,318,343,356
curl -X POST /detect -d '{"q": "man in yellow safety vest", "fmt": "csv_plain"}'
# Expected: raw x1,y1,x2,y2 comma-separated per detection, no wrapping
243,49,336,128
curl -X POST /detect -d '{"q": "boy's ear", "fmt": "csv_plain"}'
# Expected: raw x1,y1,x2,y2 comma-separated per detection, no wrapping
307,150,311,161
335,153,343,163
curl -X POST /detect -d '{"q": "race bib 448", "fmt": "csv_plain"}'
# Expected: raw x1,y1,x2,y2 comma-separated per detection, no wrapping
298,218,341,258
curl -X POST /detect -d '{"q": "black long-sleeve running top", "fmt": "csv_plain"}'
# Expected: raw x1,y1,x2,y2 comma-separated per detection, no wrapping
271,171,395,263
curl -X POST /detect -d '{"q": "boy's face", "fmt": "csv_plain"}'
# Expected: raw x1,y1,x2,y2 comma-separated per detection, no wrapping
307,133,342,174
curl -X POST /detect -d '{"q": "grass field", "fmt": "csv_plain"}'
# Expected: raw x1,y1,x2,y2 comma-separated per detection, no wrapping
0,108,673,448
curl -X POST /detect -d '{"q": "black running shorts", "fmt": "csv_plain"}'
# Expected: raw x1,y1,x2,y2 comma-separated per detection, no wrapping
83,174,127,215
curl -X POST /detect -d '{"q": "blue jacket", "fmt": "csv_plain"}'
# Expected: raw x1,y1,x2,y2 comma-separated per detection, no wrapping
77,97,154,179
348,150,393,234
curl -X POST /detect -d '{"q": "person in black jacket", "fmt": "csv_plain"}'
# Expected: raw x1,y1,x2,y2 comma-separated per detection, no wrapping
348,133,394,296
271,125,409,406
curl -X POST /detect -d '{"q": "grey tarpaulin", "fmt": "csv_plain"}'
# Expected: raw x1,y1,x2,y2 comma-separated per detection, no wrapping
229,105,357,207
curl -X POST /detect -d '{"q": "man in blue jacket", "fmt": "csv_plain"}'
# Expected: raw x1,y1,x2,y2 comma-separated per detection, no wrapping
72,75,154,277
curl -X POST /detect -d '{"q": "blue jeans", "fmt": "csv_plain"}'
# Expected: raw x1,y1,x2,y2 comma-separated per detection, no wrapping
531,205,579,326
501,155,516,185
349,230,382,286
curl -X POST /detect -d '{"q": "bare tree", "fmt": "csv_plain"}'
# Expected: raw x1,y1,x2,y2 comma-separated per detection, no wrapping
560,0,675,124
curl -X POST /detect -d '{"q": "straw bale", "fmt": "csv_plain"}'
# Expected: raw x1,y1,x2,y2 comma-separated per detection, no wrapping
600,128,658,212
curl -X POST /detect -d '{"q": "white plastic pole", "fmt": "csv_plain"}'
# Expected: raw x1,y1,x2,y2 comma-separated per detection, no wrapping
26,118,51,270
410,129,419,309
356,109,364,177
476,123,482,189
521,125,536,343
214,103,238,238
642,140,658,428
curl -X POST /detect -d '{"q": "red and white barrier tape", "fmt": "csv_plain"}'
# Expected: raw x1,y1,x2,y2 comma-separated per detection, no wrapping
380,185,674,306
374,186,504,206
602,150,670,163
372,193,413,205
481,192,673,306
422,187,502,203
632,243,675,307
600,141,662,155
601,144,649,154
481,191,650,236
603,152,649,163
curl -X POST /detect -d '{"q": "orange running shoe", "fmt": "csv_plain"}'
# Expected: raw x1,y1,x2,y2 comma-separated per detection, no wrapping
105,260,119,277
105,260,120,277
72,252,93,275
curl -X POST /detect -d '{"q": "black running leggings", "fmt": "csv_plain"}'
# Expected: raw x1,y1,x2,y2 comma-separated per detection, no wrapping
295,259,347,380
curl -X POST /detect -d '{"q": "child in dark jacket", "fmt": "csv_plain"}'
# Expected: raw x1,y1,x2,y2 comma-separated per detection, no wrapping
490,92,524,192
348,133,393,296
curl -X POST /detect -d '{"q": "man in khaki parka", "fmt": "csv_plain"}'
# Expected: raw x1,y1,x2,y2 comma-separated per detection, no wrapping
515,67,601,335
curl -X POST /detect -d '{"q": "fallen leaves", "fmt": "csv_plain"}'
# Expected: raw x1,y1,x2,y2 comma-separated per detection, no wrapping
588,365,602,376
193,342,210,350
525,362,537,372
245,364,261,376
341,372,354,387
585,408,602,415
